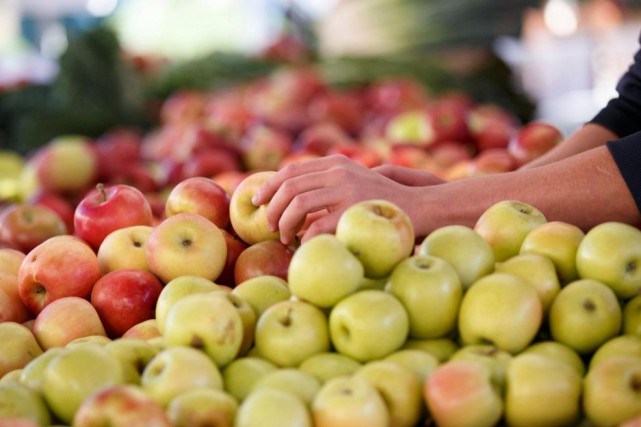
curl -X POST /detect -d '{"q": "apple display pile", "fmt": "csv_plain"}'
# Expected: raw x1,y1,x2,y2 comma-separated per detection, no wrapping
1,179,641,426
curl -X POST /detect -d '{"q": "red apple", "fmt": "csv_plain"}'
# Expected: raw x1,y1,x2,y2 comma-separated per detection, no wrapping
429,141,474,169
426,100,471,145
364,77,429,114
165,177,230,229
508,121,564,167
203,90,256,141
326,144,384,168
95,127,143,180
467,104,520,152
74,183,154,251
27,190,76,233
18,235,102,315
234,239,295,285
212,170,250,196
307,90,363,135
240,124,293,172
181,148,242,180
217,229,249,287
108,162,160,194
90,269,164,338
0,271,32,323
0,204,67,253
294,122,355,156
160,90,206,124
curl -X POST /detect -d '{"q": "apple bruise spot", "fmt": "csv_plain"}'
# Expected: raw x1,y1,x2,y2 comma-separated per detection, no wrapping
626,259,638,276
583,299,597,312
217,319,238,345
630,373,641,394
190,334,205,350
339,386,353,396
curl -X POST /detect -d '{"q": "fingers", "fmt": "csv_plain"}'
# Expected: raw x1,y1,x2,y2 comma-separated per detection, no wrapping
299,210,344,244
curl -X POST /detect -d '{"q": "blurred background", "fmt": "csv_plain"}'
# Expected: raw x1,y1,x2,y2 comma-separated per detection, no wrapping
1,0,640,152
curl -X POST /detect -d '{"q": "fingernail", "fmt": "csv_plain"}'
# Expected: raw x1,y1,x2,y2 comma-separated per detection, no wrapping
251,193,260,206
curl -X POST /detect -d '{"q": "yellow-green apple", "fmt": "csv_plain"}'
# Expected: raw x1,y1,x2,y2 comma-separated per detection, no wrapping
0,322,42,378
209,290,257,357
589,335,641,370
0,204,67,253
32,296,106,350
383,349,439,385
104,338,160,384
449,344,513,392
0,247,25,275
548,279,622,355
234,239,294,285
239,124,292,171
73,384,171,427
236,388,312,427
624,295,641,336
299,352,363,384
386,254,462,339
230,275,291,318
355,360,423,427
583,355,641,426
417,225,494,290
146,212,227,283
0,370,21,384
229,171,280,245
122,318,162,341
222,356,278,402
65,334,111,349
458,272,542,354
254,299,330,367
520,341,585,377
0,380,51,426
166,388,238,427
508,121,563,167
0,272,31,323
504,352,582,427
28,135,99,195
212,170,249,196
494,252,560,314
402,337,460,363
385,109,434,146
312,374,389,427
164,177,230,229
18,346,67,392
424,359,503,427
163,292,243,367
473,200,547,262
18,235,102,315
141,346,223,407
329,289,409,362
288,234,363,309
576,221,641,300
41,344,124,423
97,225,153,274
0,149,24,201
335,199,414,279
74,183,154,251
90,269,163,338
251,368,321,406
217,229,248,286
519,220,585,283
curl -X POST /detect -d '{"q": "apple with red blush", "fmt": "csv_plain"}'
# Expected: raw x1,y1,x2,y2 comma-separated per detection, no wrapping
307,90,363,135
467,104,520,152
234,239,295,285
240,124,293,172
212,170,249,196
181,148,242,180
508,121,564,167
159,90,206,124
217,229,249,287
364,77,429,114
426,100,471,145
26,190,75,234
95,128,143,180
0,204,67,253
165,177,230,229
294,122,355,156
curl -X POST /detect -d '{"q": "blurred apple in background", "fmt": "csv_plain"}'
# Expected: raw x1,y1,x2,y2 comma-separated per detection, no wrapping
233,239,294,285
0,204,67,253
97,225,154,274
212,170,249,196
164,176,230,229
240,124,292,172
0,271,32,324
0,322,42,377
470,148,516,176
508,121,563,167
159,90,206,125
90,269,164,338
74,183,154,251
0,288,19,323
294,122,355,156
94,128,144,180
307,90,363,135
229,171,280,245
385,109,434,147
0,380,51,426
18,235,102,315
180,147,242,180
467,104,519,152
0,247,25,275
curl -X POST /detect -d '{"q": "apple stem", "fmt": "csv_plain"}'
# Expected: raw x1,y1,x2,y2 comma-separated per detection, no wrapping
97,183,107,202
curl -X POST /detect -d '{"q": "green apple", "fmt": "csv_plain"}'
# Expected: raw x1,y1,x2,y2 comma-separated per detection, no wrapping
163,292,243,367
494,252,560,314
519,220,584,284
458,273,542,354
386,254,462,339
288,234,363,308
355,360,423,427
329,289,409,362
358,275,387,291
65,335,112,349
0,380,51,426
236,388,312,427
97,225,154,274
424,359,503,427
229,171,280,245
504,353,582,427
0,150,24,201
0,322,42,378
298,352,362,384
548,279,622,355
230,275,291,318
104,338,159,384
251,368,321,406
209,290,257,357
146,212,228,284
589,335,641,370
155,275,220,334
449,344,512,392
402,337,459,363
583,355,641,426
383,349,439,385
19,347,68,393
335,199,415,279
254,299,330,367
166,388,238,427
624,295,641,336
41,344,124,424
417,225,494,289
520,341,585,377
222,357,278,402
141,346,223,407
576,221,641,300
73,384,171,427
474,199,547,262
312,375,390,427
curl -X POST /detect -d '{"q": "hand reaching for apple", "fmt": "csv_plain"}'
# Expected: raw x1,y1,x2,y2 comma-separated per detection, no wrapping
251,155,444,245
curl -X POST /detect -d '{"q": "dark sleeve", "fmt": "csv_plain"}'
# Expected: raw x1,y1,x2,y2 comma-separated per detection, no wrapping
590,32,641,138
607,133,641,213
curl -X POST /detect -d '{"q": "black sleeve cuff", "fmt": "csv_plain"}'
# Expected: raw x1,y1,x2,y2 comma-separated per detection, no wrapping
606,132,641,214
